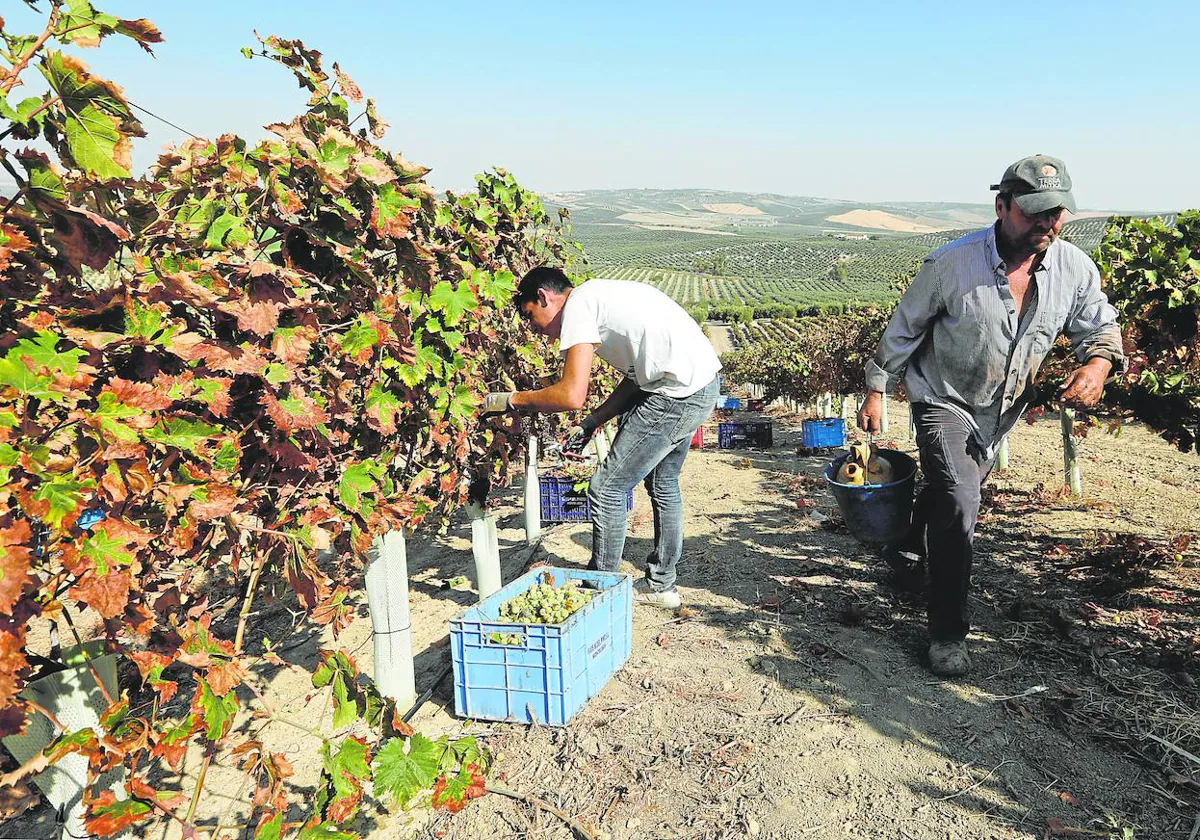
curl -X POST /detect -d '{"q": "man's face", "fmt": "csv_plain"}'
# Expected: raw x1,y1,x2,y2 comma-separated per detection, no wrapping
996,196,1067,255
519,289,565,339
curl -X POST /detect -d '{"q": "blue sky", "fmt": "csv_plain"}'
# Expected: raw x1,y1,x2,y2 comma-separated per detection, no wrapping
5,1,1197,210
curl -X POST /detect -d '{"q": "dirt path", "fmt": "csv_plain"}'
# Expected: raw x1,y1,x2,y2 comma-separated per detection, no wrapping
706,323,734,356
4,403,1196,840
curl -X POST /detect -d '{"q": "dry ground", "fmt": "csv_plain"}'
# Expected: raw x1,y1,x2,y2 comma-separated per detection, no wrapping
412,400,1200,839
3,401,1198,840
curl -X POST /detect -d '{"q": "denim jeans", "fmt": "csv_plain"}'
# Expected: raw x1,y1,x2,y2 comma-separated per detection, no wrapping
587,377,719,591
898,402,998,642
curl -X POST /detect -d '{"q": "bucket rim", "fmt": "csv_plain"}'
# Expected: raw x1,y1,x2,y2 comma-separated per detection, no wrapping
824,449,917,489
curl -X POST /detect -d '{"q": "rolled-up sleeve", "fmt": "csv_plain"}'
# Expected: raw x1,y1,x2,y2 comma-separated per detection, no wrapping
865,258,943,393
1065,262,1125,373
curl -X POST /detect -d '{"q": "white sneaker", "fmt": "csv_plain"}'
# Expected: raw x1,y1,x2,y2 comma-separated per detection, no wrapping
633,578,682,610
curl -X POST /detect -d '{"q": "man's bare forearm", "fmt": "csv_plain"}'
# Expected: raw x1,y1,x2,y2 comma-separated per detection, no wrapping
511,379,587,413
587,378,642,427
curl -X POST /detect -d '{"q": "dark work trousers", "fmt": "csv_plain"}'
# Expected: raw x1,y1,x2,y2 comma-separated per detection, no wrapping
896,402,998,642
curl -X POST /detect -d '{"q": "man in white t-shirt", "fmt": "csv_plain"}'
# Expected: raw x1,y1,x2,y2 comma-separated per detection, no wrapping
483,267,721,608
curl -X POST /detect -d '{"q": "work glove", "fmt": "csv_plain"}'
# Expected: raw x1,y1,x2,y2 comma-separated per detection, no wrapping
562,418,598,459
481,391,515,418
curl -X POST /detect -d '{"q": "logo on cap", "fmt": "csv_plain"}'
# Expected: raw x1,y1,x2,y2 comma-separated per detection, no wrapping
1037,163,1063,189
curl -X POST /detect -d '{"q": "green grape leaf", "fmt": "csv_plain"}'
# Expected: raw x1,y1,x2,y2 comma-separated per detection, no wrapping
14,332,86,376
253,813,284,840
371,183,421,237
338,462,377,512
32,475,90,528
338,317,379,361
145,419,222,454
205,210,250,249
427,281,477,328
63,100,129,180
194,677,238,740
372,733,441,808
0,353,57,400
475,269,516,307
81,528,134,575
320,737,371,821
365,382,403,434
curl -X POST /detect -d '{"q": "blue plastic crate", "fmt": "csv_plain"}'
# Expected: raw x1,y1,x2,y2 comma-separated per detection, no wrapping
716,395,741,410
801,418,847,449
450,567,633,726
539,475,632,523
717,420,773,449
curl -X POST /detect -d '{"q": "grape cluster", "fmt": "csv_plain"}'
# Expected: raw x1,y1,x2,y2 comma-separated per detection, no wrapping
499,581,595,626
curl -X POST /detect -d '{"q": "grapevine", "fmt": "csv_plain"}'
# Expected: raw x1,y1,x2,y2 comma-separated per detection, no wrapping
0,6,583,834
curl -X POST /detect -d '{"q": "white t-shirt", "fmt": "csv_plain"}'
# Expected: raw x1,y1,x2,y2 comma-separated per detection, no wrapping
557,278,721,398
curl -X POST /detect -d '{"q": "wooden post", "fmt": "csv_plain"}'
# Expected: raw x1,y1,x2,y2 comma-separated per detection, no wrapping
1061,408,1082,496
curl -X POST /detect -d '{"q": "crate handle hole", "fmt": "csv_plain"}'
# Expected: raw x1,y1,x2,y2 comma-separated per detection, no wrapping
486,630,527,647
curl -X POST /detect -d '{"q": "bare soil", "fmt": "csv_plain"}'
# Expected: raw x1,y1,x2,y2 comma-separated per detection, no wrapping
824,210,951,234
3,401,1198,840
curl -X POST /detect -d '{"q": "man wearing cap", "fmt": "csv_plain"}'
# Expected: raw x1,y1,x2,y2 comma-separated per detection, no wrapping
857,154,1124,676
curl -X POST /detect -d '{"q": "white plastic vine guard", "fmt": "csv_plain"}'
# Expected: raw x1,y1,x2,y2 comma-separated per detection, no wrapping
365,530,416,710
2,642,129,840
523,436,541,543
466,502,502,601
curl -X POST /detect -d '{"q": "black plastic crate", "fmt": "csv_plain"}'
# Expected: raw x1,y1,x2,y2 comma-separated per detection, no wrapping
717,421,773,449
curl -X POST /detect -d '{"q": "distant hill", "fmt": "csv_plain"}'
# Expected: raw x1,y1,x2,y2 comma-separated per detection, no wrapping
544,188,998,237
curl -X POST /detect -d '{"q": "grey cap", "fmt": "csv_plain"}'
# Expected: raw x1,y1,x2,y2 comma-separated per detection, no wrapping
990,154,1077,214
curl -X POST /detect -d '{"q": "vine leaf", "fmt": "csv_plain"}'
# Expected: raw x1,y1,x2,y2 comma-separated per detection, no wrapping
83,791,152,837
319,736,371,822
191,677,238,741
253,813,285,840
41,51,143,179
312,649,361,730
428,281,478,328
372,733,441,808
431,762,488,812
0,521,33,615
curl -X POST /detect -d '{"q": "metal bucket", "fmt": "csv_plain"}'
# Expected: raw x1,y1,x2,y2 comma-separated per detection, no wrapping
823,450,917,547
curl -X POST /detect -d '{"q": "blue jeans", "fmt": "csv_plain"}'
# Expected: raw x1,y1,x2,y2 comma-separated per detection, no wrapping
587,377,719,591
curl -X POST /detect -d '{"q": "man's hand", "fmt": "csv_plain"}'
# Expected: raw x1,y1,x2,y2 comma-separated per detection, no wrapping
857,391,883,433
1059,358,1112,409
481,391,515,418
562,419,597,458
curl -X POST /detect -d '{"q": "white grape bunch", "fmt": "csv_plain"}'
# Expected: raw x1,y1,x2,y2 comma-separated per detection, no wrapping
491,580,596,644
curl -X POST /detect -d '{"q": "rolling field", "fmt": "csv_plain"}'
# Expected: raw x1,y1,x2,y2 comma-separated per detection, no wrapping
570,197,1178,311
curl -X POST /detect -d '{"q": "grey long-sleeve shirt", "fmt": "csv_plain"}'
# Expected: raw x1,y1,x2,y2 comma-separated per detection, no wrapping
865,224,1124,451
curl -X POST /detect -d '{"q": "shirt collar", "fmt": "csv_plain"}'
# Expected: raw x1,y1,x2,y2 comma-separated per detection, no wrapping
987,223,1004,274
990,221,1054,275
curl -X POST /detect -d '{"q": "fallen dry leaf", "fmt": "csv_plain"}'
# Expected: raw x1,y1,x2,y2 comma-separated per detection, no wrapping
1057,791,1081,807
0,784,40,820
